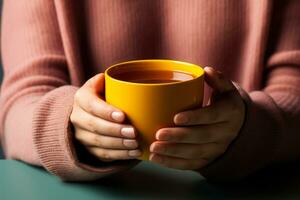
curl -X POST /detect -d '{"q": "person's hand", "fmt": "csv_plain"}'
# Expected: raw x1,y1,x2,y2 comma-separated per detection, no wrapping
149,67,246,170
70,73,142,162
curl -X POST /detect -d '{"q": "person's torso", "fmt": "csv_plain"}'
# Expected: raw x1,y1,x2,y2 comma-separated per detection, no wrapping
58,0,275,92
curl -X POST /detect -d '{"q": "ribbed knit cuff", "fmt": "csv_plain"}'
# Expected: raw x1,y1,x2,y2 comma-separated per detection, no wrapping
32,86,139,181
197,83,284,182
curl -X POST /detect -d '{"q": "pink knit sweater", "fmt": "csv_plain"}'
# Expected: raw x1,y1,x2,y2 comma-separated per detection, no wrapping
1,0,300,182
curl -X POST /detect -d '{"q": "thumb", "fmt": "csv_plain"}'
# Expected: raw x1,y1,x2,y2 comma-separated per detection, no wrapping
204,67,235,93
84,73,105,94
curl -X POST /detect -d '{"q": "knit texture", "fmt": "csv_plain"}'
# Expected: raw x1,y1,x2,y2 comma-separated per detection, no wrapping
1,0,300,182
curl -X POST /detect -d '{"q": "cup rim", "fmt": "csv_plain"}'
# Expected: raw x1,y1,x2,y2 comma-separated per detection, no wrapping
104,59,204,86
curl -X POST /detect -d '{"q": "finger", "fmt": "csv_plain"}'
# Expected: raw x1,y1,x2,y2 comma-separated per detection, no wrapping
83,73,105,94
150,141,221,160
76,88,125,123
75,129,139,150
174,96,236,125
204,67,235,93
76,74,125,123
149,153,207,170
174,103,225,125
71,107,136,138
87,147,142,161
155,123,233,144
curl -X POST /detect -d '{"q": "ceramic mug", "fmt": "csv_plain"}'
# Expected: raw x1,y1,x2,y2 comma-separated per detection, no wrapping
104,59,204,160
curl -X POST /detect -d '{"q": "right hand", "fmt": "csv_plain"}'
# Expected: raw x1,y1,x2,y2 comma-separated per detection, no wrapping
70,73,142,162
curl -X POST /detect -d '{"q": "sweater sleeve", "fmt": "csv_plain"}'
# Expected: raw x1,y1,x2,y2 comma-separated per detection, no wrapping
0,0,139,181
198,1,300,182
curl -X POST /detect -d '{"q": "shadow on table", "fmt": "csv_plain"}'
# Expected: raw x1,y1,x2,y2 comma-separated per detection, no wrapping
73,161,300,200
77,162,206,200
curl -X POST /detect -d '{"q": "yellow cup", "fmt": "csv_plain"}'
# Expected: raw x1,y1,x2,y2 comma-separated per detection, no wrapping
104,59,204,160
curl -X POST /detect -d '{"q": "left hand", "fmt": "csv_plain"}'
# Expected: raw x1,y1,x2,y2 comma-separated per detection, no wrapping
149,67,246,170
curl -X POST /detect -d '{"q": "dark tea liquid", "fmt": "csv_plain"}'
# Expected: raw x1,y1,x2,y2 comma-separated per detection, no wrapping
113,70,195,83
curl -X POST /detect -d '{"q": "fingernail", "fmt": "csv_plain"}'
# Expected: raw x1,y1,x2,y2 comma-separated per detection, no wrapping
175,114,189,124
121,127,135,138
123,139,138,148
128,149,142,157
111,111,124,121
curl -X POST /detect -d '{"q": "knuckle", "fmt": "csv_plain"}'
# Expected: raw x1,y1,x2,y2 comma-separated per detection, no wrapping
74,131,83,141
89,100,96,113
97,149,111,160
101,137,117,149
86,115,96,133
90,99,103,116
112,150,126,160
103,138,115,148
105,104,114,114
85,99,95,114
102,152,111,160
124,150,132,159
70,112,76,123
97,101,109,113
70,113,80,127
104,122,121,137
74,90,82,102
97,101,114,121
115,124,124,136
93,135,103,147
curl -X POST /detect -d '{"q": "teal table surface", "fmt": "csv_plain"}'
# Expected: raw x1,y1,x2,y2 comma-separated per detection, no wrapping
1,160,300,200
